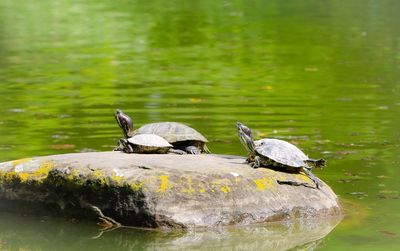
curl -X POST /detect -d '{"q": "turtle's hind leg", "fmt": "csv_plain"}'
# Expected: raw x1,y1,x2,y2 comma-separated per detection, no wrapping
305,158,326,168
115,139,134,153
302,167,322,189
171,144,202,154
185,146,202,154
168,148,187,155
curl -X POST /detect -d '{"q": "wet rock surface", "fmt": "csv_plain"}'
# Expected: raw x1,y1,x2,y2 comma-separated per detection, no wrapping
0,152,341,229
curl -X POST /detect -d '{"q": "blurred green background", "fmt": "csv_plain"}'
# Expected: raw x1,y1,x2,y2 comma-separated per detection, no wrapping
0,0,399,250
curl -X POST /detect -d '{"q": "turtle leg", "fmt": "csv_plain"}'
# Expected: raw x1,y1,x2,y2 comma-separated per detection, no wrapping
246,155,255,163
302,167,322,189
185,145,202,154
119,139,134,153
250,156,261,168
305,158,326,168
170,146,202,154
113,139,124,152
114,139,126,152
168,148,187,155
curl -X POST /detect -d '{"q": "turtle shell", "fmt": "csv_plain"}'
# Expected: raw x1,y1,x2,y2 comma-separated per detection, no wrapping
135,122,208,143
254,138,308,168
128,134,172,148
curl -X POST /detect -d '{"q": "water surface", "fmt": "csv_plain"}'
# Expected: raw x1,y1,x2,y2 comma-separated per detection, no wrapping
0,0,399,250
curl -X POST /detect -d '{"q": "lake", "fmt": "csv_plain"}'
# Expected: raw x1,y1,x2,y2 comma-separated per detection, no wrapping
0,0,399,250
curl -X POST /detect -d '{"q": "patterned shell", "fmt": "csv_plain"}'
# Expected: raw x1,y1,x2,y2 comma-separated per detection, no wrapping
135,122,208,143
254,138,308,167
128,134,172,147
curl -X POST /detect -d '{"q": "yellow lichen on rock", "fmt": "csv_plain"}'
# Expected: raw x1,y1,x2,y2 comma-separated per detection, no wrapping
212,178,232,194
1,171,18,183
197,182,206,193
66,169,80,181
92,169,107,185
33,161,54,180
157,175,170,193
296,173,313,183
18,173,30,182
0,171,29,183
130,181,143,191
220,185,231,193
111,172,125,184
12,158,31,167
180,176,195,195
254,177,275,190
0,160,55,183
276,174,285,180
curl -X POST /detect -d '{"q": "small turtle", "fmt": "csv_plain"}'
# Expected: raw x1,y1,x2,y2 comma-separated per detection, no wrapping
236,122,326,188
115,134,173,154
115,109,210,154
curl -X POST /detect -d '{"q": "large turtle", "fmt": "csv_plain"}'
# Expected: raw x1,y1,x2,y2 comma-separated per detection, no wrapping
115,109,210,154
236,122,326,188
116,134,173,154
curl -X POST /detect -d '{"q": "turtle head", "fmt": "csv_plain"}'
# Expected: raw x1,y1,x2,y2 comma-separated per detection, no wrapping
115,109,134,138
236,122,256,154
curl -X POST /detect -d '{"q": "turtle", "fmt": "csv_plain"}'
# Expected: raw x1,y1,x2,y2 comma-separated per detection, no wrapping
115,109,210,154
115,133,173,154
236,122,326,188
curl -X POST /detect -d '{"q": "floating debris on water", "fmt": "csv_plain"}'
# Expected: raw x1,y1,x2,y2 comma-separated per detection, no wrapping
379,230,397,237
338,177,361,183
50,144,76,150
9,108,25,113
79,148,98,153
348,191,368,199
377,190,400,199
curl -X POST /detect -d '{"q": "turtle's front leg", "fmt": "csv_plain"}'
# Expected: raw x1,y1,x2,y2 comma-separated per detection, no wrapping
113,139,125,152
246,155,255,163
118,139,134,153
250,156,261,168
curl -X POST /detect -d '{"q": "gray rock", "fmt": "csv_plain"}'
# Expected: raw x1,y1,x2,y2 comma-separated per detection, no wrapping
0,152,341,229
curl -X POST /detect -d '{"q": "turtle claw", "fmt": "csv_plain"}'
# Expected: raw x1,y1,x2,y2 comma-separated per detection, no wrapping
114,139,126,152
117,138,134,153
245,156,254,163
250,162,259,169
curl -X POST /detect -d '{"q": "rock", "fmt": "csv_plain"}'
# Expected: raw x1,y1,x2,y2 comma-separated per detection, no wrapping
0,152,341,229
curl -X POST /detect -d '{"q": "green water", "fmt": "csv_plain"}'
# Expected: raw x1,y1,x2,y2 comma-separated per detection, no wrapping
0,0,399,250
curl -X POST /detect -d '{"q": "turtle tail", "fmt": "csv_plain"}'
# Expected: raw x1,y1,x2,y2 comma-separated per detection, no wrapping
305,158,326,169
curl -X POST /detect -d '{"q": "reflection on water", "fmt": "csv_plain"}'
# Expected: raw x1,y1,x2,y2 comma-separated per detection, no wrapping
0,0,400,250
0,213,341,251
